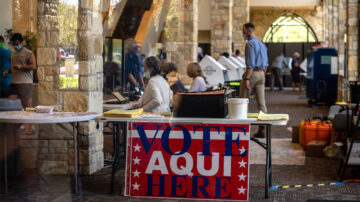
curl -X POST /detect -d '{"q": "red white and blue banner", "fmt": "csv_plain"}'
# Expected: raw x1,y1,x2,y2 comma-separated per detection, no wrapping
125,122,250,200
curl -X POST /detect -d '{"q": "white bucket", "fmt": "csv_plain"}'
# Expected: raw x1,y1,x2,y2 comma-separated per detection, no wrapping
227,98,249,119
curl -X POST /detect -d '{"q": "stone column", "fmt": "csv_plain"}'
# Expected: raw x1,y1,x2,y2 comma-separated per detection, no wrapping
328,0,333,46
347,0,359,81
36,0,104,175
76,0,104,174
332,0,339,49
211,0,233,59
165,0,198,84
232,0,249,56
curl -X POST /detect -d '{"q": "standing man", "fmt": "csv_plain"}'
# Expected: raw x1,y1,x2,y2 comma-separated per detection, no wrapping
270,53,288,91
3,33,36,108
0,36,12,98
125,41,145,91
240,23,268,138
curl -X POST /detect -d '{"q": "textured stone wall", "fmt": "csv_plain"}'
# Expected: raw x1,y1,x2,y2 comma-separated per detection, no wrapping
347,0,359,81
34,0,104,175
165,0,198,84
210,0,233,59
232,0,249,56
250,7,323,42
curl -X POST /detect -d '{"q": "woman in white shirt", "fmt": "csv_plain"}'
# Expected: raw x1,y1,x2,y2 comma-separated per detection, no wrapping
187,62,207,92
138,56,172,112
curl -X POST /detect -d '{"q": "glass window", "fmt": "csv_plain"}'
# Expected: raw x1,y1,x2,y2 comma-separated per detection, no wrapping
263,14,318,43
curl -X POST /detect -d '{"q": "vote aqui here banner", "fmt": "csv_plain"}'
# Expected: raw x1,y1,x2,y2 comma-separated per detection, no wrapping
125,122,250,200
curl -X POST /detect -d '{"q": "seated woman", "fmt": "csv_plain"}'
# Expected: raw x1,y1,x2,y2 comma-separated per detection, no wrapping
187,62,207,92
138,56,172,112
162,62,187,94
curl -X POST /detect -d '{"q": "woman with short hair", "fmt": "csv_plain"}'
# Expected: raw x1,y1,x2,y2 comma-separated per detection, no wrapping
138,56,172,112
187,62,207,92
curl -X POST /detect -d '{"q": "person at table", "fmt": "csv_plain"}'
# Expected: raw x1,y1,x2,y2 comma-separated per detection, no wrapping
270,53,288,91
3,33,36,108
162,62,187,94
240,23,268,138
138,56,172,112
125,41,145,91
291,52,303,93
187,62,207,92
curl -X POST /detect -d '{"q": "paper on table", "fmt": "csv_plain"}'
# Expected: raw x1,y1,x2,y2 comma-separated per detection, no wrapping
103,108,143,118
247,113,259,118
257,111,289,121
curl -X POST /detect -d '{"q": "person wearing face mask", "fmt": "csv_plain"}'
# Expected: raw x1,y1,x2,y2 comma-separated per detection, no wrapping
3,33,36,108
124,41,145,91
138,56,172,112
239,23,269,138
0,36,12,98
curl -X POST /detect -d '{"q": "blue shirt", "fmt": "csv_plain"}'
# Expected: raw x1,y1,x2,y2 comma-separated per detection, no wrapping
125,51,141,88
0,47,12,91
245,36,268,69
271,55,288,69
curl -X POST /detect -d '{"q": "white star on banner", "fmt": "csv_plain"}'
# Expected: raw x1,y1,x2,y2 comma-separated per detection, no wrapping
133,169,140,178
238,186,246,195
239,146,246,155
133,156,141,165
133,144,141,152
133,182,140,190
238,159,247,168
238,173,247,181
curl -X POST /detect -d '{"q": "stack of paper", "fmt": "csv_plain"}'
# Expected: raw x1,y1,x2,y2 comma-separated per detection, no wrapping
103,108,143,118
257,111,289,121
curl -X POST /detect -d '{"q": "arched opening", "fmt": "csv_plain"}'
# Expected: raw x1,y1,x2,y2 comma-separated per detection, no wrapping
263,13,318,43
263,13,319,89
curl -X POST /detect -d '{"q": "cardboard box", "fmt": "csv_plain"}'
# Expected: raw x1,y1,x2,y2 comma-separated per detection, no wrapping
306,140,327,157
292,125,300,143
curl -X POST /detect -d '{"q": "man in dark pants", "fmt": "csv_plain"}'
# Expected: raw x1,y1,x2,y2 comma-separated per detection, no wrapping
270,53,288,91
239,23,269,138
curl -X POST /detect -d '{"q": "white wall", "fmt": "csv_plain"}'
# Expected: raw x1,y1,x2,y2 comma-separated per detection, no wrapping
198,0,210,30
0,0,12,48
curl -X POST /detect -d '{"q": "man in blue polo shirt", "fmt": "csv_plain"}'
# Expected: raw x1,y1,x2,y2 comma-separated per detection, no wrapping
0,36,12,98
240,23,268,138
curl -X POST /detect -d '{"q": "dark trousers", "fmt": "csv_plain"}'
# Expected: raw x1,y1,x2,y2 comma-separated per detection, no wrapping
270,67,283,90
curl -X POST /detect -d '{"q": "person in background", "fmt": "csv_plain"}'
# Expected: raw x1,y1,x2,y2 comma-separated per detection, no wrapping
197,47,204,62
235,49,241,57
291,52,303,93
187,62,207,92
270,53,288,91
125,41,145,91
3,33,36,108
240,23,268,138
163,62,187,94
138,56,172,112
0,36,12,98
221,52,230,58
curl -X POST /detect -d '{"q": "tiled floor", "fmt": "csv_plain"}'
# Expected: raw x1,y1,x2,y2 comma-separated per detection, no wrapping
1,90,360,201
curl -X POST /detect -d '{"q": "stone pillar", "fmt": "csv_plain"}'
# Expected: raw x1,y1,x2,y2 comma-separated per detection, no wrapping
211,0,233,59
337,0,347,101
36,0,104,175
328,0,333,46
332,0,339,49
76,0,104,174
165,0,198,84
232,0,249,56
347,0,359,81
